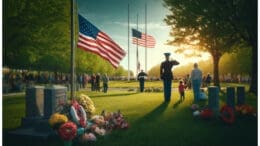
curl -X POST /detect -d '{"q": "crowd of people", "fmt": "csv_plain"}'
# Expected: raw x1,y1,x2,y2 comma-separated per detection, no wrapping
89,73,109,93
2,71,110,93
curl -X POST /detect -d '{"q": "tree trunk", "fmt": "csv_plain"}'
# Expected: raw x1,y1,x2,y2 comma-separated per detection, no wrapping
212,54,221,87
249,41,257,95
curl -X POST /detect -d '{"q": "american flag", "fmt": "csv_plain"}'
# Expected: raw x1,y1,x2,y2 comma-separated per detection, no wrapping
132,29,156,48
77,14,126,68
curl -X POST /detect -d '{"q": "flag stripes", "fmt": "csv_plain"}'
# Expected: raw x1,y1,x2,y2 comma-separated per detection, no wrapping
132,33,156,48
77,14,126,68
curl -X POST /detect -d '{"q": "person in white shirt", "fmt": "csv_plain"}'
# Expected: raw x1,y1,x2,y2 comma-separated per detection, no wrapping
191,63,202,102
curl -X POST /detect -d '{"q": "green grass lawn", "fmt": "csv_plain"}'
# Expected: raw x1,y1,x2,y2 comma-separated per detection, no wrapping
3,84,257,146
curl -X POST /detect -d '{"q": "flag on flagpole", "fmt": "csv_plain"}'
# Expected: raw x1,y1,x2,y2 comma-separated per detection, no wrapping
132,29,156,48
77,14,126,68
132,29,142,38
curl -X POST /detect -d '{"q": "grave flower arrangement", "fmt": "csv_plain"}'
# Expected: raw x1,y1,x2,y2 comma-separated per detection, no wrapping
200,108,213,120
220,105,235,124
77,94,95,118
58,122,77,141
49,113,68,130
48,94,129,146
235,104,255,115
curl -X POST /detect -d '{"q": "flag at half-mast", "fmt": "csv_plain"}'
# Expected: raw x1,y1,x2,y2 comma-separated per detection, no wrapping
77,14,126,68
132,29,156,48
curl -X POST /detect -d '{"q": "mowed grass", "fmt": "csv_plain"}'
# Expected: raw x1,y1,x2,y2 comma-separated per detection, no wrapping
3,85,257,146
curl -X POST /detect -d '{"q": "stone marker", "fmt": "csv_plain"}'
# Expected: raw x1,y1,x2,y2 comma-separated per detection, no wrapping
208,86,219,113
11,85,67,140
25,86,44,117
226,87,235,110
237,86,245,105
22,86,44,127
44,85,67,118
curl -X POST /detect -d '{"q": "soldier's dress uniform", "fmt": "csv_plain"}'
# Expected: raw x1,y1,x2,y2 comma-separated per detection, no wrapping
137,71,148,92
160,53,179,102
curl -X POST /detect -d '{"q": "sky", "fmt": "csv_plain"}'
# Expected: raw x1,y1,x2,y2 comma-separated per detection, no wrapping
77,0,211,74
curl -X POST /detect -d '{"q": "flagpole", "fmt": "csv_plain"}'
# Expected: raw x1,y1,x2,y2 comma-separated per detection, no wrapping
127,4,130,82
145,3,147,73
136,14,139,77
70,0,76,99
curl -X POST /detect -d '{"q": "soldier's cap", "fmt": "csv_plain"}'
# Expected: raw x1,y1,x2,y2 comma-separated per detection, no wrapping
164,53,171,56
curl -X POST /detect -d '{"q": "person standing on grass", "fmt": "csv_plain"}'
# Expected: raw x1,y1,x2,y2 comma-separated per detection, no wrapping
90,74,96,91
137,70,148,92
205,73,212,87
160,53,180,102
191,63,202,102
95,73,101,92
102,73,109,93
178,80,185,101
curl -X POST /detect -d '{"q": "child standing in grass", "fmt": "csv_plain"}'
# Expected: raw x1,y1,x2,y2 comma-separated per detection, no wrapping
178,80,185,101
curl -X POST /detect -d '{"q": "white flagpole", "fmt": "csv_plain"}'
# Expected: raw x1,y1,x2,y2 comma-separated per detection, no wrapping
70,0,76,99
145,3,147,73
127,4,130,82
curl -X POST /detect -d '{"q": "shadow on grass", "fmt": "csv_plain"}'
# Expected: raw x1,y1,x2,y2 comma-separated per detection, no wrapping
173,99,183,109
3,129,62,146
133,102,170,125
90,92,139,98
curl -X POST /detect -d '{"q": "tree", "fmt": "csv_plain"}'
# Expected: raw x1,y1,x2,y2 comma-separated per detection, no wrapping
163,0,256,93
3,0,71,71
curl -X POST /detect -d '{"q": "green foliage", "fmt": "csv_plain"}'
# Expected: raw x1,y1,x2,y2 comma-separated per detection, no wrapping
219,47,252,75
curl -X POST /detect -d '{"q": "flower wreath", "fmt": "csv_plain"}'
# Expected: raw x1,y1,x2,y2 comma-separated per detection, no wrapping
220,105,235,124
70,100,87,128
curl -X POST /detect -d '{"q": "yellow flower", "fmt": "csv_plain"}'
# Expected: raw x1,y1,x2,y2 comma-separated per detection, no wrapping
49,113,68,127
78,94,96,115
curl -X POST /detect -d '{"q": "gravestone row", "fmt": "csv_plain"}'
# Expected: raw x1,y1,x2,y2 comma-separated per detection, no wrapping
208,86,245,113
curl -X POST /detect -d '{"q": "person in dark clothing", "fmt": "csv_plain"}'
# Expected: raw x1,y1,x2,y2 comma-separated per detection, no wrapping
160,53,179,102
205,73,212,87
137,70,148,92
102,73,109,93
95,73,101,92
90,74,96,91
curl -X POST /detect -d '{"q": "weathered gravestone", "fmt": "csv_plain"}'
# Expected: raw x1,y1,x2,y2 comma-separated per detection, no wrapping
208,86,219,114
44,86,67,118
26,86,44,117
10,85,67,139
22,86,44,127
237,86,245,105
226,87,235,110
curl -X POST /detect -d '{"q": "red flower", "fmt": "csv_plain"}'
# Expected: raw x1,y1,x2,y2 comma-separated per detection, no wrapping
200,108,213,119
220,105,235,124
58,122,77,141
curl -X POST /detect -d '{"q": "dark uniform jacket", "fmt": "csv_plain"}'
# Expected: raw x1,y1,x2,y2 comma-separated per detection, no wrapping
160,60,179,80
138,72,147,82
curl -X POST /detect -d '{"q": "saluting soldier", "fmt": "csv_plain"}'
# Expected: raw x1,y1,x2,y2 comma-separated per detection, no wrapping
160,53,180,102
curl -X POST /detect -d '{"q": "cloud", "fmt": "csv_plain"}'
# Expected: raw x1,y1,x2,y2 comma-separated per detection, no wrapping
112,21,170,31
